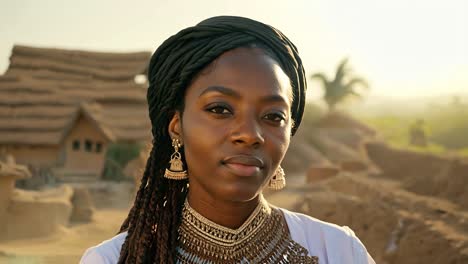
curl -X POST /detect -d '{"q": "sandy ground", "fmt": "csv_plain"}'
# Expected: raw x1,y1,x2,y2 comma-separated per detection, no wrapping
0,209,128,264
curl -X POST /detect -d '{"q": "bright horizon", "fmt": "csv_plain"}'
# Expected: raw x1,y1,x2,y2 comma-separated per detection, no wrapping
1,0,467,99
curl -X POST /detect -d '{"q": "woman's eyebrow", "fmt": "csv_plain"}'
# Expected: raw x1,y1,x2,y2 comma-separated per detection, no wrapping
199,86,240,99
199,85,289,105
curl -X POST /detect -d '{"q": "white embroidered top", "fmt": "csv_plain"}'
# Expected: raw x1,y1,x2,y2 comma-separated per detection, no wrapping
80,208,376,264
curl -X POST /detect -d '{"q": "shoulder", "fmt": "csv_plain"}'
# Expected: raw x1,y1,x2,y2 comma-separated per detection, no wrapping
279,208,375,264
79,232,128,264
280,207,356,241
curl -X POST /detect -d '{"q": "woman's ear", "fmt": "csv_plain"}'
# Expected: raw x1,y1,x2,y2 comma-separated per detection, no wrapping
168,111,183,140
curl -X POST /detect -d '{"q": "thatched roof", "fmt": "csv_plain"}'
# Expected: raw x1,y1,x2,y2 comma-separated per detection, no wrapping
0,95,151,145
5,45,151,81
0,45,153,146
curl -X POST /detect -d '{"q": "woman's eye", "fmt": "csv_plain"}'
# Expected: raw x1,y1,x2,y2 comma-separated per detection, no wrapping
264,113,286,123
206,104,232,115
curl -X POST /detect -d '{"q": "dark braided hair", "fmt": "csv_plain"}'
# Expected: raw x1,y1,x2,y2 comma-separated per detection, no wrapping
117,16,307,263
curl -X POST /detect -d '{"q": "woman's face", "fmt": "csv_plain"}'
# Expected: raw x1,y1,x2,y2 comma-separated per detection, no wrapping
168,47,293,203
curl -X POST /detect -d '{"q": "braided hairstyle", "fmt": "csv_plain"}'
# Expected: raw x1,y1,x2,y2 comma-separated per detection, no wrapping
117,16,307,263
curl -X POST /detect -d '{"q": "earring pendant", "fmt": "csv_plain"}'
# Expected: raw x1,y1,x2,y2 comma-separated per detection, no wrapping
269,166,285,190
164,138,188,180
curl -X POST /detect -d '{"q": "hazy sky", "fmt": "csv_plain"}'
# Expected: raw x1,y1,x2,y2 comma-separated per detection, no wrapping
1,0,467,99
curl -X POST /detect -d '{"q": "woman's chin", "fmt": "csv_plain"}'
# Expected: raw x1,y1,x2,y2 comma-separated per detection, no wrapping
216,184,262,203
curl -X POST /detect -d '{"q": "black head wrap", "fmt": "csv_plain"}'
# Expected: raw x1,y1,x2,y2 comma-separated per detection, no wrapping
147,15,306,138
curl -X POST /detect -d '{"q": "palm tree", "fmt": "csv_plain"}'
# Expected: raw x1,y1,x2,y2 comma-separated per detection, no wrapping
311,58,369,111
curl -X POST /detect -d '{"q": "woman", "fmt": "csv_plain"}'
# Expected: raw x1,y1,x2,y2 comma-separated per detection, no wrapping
81,16,375,264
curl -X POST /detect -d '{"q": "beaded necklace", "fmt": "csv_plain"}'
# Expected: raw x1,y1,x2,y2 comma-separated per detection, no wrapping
176,198,318,263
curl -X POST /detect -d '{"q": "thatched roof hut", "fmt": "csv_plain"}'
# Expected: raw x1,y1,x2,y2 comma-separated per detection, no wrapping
0,45,152,180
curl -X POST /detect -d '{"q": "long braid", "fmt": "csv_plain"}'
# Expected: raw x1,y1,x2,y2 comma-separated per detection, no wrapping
117,16,306,263
117,142,156,263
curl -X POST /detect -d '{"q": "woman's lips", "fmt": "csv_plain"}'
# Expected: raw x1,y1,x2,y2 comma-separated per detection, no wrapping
221,155,264,177
224,163,260,176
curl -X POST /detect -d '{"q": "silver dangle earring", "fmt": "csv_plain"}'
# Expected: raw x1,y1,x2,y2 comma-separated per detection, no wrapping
164,138,188,180
268,166,285,190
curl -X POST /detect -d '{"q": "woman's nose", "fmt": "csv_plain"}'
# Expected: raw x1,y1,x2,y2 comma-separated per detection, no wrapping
230,116,265,147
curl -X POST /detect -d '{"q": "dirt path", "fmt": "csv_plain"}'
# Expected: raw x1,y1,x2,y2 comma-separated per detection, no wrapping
0,209,128,264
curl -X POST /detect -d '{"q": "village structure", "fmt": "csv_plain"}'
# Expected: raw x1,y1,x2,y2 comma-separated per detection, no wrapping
0,45,152,182
0,45,153,241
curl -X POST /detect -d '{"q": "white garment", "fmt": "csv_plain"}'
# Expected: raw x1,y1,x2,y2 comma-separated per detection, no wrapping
80,208,375,264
